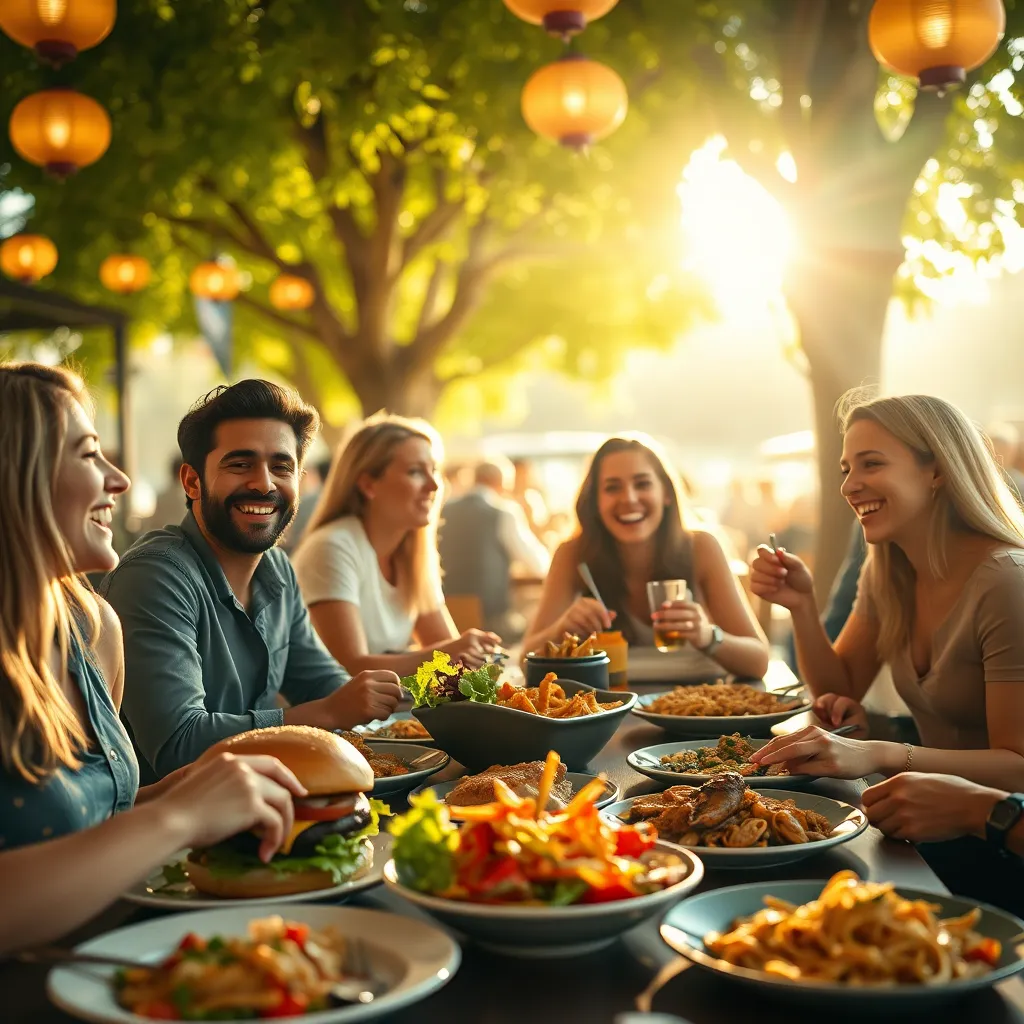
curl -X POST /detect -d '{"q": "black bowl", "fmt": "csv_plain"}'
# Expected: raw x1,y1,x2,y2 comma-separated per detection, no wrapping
523,651,610,690
411,679,636,771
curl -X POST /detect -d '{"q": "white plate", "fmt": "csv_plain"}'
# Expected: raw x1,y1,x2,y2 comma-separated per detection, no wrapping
408,771,620,810
47,903,460,1024
632,689,809,738
601,788,868,868
352,712,435,744
628,739,819,789
124,833,391,910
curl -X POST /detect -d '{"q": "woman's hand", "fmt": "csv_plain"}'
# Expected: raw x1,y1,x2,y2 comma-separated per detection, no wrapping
748,725,881,779
651,600,713,649
440,628,502,669
813,693,870,738
159,753,307,863
862,773,1002,843
555,597,614,639
749,545,815,611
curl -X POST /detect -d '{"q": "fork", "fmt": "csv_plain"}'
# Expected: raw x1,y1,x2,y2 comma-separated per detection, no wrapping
329,938,386,1005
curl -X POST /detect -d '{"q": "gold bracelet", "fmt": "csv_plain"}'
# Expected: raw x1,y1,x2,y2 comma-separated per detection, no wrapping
903,743,914,773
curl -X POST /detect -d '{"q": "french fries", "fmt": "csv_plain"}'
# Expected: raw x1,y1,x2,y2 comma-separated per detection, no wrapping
495,674,623,718
541,631,600,658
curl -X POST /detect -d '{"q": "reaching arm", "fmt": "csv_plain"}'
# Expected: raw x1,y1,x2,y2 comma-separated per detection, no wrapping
106,558,284,778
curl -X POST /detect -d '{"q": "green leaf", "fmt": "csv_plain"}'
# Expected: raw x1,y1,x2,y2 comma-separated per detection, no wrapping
389,790,457,894
457,663,499,703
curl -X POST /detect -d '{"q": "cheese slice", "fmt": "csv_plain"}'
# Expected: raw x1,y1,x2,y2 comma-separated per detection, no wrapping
280,819,317,856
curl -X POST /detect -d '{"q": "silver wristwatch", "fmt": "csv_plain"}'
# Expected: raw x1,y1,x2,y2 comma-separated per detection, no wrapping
698,624,724,655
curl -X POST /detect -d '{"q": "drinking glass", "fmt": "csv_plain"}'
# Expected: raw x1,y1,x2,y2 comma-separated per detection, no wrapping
646,579,688,653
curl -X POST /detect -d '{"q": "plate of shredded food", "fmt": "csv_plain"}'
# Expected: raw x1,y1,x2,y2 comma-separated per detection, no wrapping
334,734,448,797
601,773,867,867
407,760,620,810
352,713,433,743
404,652,636,770
383,751,703,956
47,905,460,1022
632,683,809,737
659,870,1024,1005
628,736,818,789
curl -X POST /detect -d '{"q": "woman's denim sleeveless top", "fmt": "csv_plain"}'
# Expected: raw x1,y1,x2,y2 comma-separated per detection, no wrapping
0,636,139,852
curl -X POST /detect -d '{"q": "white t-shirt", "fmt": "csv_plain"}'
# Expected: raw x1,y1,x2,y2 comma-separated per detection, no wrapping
292,517,440,654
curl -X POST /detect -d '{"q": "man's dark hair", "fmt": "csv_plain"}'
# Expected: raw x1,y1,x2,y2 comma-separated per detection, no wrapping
177,380,320,506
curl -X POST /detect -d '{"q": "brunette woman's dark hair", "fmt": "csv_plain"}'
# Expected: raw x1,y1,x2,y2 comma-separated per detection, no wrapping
574,435,692,645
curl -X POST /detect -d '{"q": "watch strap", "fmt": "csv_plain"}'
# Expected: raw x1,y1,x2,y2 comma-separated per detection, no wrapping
699,625,724,655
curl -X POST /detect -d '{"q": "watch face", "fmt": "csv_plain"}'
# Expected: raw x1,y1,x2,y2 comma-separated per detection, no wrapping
990,800,1022,831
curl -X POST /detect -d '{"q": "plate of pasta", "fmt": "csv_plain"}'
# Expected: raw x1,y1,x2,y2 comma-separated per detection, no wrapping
601,774,867,867
631,684,809,738
659,871,1024,1005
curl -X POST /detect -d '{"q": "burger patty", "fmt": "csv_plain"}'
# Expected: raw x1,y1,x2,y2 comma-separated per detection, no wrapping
215,792,372,860
446,761,572,808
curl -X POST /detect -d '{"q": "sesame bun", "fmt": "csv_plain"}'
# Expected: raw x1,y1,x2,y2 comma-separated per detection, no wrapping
200,725,374,794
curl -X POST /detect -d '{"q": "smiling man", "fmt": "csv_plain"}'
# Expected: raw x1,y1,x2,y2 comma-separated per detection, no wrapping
101,380,402,781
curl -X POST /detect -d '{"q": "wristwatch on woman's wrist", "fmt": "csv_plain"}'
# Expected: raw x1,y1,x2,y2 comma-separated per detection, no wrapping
698,625,724,656
985,793,1024,851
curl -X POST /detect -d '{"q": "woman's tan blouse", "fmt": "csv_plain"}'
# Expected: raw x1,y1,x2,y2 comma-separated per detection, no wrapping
853,549,1024,750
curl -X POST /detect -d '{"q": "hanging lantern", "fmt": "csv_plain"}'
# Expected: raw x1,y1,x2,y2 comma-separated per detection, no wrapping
502,0,619,39
0,233,58,283
521,53,628,149
9,88,111,178
0,0,115,65
190,259,241,302
869,0,1006,91
269,273,314,311
100,254,150,294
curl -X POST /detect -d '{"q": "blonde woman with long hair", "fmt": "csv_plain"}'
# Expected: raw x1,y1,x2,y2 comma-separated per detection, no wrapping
293,414,500,675
749,392,1024,799
0,364,306,956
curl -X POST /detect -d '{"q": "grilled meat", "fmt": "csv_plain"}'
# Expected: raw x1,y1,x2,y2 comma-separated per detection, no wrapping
446,760,572,808
688,772,747,828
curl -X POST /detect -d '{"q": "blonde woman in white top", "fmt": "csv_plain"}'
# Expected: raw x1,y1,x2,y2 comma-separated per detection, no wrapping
292,415,500,674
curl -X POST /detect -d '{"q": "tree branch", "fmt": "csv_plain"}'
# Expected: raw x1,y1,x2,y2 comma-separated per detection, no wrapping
415,258,447,338
160,212,251,256
198,177,290,270
234,292,321,341
403,166,464,265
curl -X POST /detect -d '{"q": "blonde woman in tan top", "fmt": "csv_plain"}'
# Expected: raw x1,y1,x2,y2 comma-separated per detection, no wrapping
749,392,1024,798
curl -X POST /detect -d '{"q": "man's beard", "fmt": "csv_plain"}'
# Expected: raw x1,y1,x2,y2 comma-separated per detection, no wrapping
200,484,296,554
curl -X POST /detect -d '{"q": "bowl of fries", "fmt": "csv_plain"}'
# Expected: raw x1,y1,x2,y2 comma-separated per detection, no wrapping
524,631,611,690
412,676,637,772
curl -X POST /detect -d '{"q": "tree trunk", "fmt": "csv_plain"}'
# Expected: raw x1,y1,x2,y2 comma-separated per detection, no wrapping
785,246,903,599
352,359,442,420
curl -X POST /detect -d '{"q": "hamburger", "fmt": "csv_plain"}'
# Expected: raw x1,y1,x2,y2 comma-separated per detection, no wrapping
185,726,386,899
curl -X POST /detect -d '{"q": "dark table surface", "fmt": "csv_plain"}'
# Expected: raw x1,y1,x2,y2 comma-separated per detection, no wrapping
8,686,1024,1024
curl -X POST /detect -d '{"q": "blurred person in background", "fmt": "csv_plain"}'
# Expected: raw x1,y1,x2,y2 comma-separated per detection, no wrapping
439,457,552,640
523,434,769,678
282,454,331,553
146,456,185,530
511,457,550,539
986,421,1024,502
0,364,307,954
293,414,500,676
103,381,401,781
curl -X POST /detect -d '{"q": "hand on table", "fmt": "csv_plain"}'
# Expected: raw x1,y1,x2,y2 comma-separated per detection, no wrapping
749,545,815,611
652,599,713,649
813,693,870,739
748,724,880,779
321,669,404,729
862,772,1003,843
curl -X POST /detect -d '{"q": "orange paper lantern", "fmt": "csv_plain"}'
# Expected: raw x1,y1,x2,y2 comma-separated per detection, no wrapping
0,233,58,283
190,260,240,302
100,254,150,294
0,0,115,65
521,53,628,149
9,88,111,177
502,0,619,38
269,274,314,311
869,0,1006,90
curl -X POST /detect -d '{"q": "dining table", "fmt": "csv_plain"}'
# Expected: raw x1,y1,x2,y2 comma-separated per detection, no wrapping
7,672,1024,1024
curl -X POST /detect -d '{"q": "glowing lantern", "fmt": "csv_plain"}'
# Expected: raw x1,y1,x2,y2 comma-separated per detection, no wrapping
0,233,58,283
869,0,1006,91
0,0,115,65
100,254,150,294
521,53,628,149
9,88,111,178
502,0,619,39
190,259,241,302
269,274,314,311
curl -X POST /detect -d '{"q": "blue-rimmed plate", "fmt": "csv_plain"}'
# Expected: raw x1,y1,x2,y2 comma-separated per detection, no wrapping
660,879,1024,1006
628,739,820,789
363,742,449,797
631,687,809,738
408,771,620,810
352,712,435,744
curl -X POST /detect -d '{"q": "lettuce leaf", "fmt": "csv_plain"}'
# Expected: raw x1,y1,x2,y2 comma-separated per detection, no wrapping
192,798,389,886
389,790,458,893
403,652,501,709
457,663,500,703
